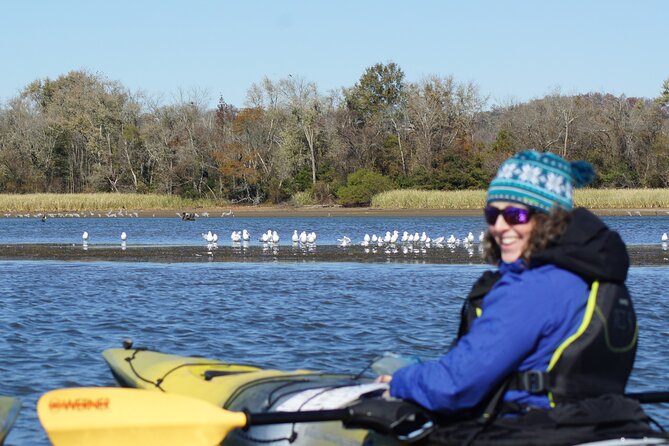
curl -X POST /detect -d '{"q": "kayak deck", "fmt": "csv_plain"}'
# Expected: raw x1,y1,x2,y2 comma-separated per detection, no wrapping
102,348,377,445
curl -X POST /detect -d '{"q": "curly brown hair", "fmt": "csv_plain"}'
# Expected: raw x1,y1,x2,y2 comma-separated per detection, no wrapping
482,207,571,265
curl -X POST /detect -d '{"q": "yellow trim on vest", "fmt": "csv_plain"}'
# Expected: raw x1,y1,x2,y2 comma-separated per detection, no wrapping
546,281,600,407
475,307,482,317
594,306,638,353
547,281,599,372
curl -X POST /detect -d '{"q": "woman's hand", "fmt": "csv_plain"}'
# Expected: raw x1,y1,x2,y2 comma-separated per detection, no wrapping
375,374,392,384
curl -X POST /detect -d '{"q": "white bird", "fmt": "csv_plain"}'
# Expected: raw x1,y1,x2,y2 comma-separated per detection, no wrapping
447,234,456,244
203,231,214,243
390,231,399,244
212,233,218,243
299,231,308,244
242,229,250,241
271,230,280,244
292,230,299,243
433,236,445,245
120,232,127,241
384,231,392,243
260,231,270,243
479,231,485,243
371,234,378,242
363,234,371,243
401,231,409,243
231,231,241,243
466,232,475,244
82,231,89,242
338,236,352,247
420,232,428,243
663,233,668,242
307,232,317,243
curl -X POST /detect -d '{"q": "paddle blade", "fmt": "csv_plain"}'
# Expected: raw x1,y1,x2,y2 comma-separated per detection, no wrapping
37,387,248,446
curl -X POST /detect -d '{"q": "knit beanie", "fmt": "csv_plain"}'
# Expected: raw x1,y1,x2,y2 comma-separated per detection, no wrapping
486,150,595,213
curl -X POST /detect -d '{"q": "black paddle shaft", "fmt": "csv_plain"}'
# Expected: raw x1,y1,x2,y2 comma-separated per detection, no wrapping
246,408,350,426
625,391,669,404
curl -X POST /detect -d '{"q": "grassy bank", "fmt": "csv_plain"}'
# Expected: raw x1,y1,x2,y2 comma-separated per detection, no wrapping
371,188,669,209
0,193,218,212
2,189,669,214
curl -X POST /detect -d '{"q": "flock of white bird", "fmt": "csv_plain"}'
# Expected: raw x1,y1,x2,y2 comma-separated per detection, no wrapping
193,228,484,249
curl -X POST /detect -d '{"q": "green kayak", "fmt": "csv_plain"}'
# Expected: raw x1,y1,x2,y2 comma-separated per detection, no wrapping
0,396,20,445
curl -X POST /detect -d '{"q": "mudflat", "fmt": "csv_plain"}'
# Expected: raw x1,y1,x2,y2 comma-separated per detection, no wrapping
0,243,666,265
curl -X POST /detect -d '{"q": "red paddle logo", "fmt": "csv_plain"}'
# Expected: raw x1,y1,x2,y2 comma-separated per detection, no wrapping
49,398,110,411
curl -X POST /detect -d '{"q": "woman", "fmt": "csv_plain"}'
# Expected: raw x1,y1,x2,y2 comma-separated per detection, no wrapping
377,150,637,419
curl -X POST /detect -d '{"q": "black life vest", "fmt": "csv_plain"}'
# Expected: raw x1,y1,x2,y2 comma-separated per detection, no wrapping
457,270,637,406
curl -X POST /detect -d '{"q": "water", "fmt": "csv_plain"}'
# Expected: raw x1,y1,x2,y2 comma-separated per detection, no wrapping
1,215,668,246
0,216,668,444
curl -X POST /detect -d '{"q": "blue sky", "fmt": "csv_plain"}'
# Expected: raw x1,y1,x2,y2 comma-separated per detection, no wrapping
2,1,667,109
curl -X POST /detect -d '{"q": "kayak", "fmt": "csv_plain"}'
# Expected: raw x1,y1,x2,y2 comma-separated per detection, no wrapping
102,347,379,445
103,347,669,446
0,396,20,445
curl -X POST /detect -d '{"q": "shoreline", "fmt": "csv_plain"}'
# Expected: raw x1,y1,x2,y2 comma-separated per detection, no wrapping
3,206,669,218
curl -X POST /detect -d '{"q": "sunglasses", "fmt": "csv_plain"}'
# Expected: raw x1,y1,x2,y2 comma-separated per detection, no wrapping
484,206,533,225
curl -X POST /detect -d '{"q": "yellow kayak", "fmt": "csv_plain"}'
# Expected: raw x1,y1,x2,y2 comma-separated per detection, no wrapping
102,347,380,445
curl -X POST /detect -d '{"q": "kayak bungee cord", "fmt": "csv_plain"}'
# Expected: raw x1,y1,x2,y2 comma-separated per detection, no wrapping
123,348,246,392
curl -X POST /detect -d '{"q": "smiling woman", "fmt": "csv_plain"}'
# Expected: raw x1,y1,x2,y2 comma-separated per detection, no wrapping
379,150,653,444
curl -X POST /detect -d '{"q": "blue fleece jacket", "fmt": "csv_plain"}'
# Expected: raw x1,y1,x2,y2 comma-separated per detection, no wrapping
389,259,589,413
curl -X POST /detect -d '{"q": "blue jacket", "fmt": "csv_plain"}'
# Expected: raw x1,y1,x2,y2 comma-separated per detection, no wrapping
389,260,589,413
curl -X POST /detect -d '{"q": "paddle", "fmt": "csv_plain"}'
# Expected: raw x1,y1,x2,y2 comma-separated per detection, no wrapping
38,387,434,446
38,387,669,446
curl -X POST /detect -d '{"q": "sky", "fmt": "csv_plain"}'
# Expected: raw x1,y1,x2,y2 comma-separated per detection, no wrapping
2,1,668,109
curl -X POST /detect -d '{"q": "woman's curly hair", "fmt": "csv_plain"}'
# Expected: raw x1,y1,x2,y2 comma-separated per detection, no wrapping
482,207,571,265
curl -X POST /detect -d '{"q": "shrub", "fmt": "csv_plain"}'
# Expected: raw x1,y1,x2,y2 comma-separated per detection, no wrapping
336,169,394,207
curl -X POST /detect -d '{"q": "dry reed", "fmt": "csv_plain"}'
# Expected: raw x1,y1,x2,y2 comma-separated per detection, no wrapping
371,189,669,209
0,193,218,212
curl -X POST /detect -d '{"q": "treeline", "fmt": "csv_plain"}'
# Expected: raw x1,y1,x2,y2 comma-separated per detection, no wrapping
1,65,668,205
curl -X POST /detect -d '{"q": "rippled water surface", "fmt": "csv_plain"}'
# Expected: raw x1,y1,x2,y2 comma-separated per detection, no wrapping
1,259,668,445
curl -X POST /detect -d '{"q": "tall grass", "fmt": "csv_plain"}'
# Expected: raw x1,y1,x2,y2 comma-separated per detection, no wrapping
0,193,219,212
371,189,669,209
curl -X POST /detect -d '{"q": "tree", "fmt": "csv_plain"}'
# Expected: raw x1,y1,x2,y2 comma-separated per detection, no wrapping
345,62,405,121
277,76,324,186
657,78,669,107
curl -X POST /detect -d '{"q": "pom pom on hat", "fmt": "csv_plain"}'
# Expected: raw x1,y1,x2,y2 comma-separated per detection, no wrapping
486,150,595,213
570,160,595,187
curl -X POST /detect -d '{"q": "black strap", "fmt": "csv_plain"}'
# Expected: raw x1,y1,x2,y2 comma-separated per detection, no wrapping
507,370,552,394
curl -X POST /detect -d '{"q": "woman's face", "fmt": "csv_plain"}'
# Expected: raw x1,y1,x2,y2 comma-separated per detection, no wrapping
486,201,536,263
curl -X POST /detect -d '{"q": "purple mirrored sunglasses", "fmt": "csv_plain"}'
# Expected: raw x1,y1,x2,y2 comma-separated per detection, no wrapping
484,206,533,225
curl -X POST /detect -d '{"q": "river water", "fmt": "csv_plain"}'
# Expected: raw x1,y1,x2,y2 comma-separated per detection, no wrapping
0,216,668,445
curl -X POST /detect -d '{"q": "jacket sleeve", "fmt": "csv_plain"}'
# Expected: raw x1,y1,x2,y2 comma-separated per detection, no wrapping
389,272,556,413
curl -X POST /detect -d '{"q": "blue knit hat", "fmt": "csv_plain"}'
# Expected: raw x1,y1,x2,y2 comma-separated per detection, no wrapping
486,150,595,213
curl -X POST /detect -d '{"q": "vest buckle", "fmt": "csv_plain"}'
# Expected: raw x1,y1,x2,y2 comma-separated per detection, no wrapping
521,370,547,394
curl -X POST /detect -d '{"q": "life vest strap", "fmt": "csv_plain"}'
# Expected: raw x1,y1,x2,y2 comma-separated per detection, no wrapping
508,370,552,394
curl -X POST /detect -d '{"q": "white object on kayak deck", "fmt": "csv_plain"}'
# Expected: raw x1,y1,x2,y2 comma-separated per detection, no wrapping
275,383,389,411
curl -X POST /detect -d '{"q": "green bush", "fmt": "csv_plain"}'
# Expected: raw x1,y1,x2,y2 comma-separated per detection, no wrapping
336,169,394,207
